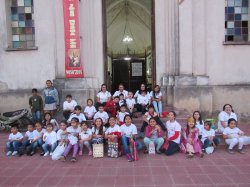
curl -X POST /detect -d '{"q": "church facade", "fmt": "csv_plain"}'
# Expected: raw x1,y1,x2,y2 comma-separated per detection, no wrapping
0,0,250,120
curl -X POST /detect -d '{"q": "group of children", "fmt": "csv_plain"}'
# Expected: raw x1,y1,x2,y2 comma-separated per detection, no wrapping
11,84,246,161
6,109,250,161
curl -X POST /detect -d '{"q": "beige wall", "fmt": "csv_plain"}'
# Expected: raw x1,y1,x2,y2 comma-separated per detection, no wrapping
0,0,104,90
179,0,250,85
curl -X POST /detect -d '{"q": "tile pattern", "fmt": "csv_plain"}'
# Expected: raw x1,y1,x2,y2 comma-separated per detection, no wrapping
225,0,249,42
10,0,35,48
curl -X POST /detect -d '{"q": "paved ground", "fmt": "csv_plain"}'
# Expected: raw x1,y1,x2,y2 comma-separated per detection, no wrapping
1,124,250,187
0,108,250,187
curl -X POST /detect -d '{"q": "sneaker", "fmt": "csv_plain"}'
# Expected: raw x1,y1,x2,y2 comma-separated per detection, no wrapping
71,157,76,162
43,152,49,156
187,154,194,158
228,149,234,154
30,151,35,156
239,149,246,154
6,151,12,156
156,150,161,154
40,152,45,156
12,151,18,156
60,156,66,162
78,150,83,156
88,151,93,156
126,154,134,162
50,152,53,156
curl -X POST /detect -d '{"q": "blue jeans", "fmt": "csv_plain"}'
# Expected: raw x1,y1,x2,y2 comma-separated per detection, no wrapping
6,141,22,152
152,101,162,114
165,141,180,156
121,135,142,154
32,139,43,151
42,142,57,153
32,111,42,122
144,137,164,151
203,137,220,149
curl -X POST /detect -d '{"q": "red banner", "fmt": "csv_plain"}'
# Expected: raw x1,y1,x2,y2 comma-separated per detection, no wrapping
63,0,83,78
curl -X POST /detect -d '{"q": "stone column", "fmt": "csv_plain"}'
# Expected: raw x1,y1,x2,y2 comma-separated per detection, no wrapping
155,0,179,84
155,0,180,105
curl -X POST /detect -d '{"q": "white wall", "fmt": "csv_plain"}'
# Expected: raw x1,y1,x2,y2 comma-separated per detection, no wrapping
0,0,57,90
179,0,250,85
0,0,104,90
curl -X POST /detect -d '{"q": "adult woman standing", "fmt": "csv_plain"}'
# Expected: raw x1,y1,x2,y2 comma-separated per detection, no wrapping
217,104,237,133
43,80,59,116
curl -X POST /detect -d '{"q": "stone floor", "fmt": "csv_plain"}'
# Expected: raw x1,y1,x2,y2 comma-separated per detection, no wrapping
0,108,250,187
1,127,250,187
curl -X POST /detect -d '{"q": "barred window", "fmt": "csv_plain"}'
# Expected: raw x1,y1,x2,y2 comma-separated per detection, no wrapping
9,0,35,49
225,0,249,42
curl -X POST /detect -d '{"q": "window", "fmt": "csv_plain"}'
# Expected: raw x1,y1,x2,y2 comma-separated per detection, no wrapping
9,0,35,49
225,0,249,42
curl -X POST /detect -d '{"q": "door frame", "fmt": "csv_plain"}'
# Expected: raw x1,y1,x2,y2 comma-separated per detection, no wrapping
102,0,156,89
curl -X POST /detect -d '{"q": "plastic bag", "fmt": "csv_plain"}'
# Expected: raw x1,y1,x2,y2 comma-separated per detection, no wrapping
52,143,66,160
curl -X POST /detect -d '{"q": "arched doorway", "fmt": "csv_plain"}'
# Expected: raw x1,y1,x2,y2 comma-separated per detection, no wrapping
103,0,155,93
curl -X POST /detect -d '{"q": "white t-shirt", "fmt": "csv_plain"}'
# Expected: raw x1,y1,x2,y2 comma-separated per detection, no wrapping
25,131,34,140
120,123,137,138
150,91,162,99
79,129,92,139
84,106,97,116
43,131,57,144
68,113,86,123
201,128,215,143
195,121,204,135
117,111,129,122
166,120,181,144
105,124,121,135
33,129,46,140
94,111,109,123
137,94,149,105
134,90,150,98
113,90,128,98
217,111,237,132
8,132,23,141
97,91,111,103
66,126,81,145
223,127,243,139
56,129,68,140
63,100,77,111
126,98,136,108
92,126,106,135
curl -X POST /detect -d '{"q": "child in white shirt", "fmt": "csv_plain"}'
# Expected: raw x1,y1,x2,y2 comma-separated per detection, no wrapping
136,90,150,114
92,118,106,144
117,105,129,125
19,123,35,156
6,126,23,156
63,94,77,120
126,91,136,115
56,121,68,145
94,105,109,124
79,121,92,156
201,121,219,152
42,123,57,156
223,118,250,154
32,122,46,155
118,94,126,107
61,117,81,162
84,99,97,120
68,105,86,123
193,111,204,139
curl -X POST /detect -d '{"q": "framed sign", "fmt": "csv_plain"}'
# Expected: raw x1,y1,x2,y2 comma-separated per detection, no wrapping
132,62,142,76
